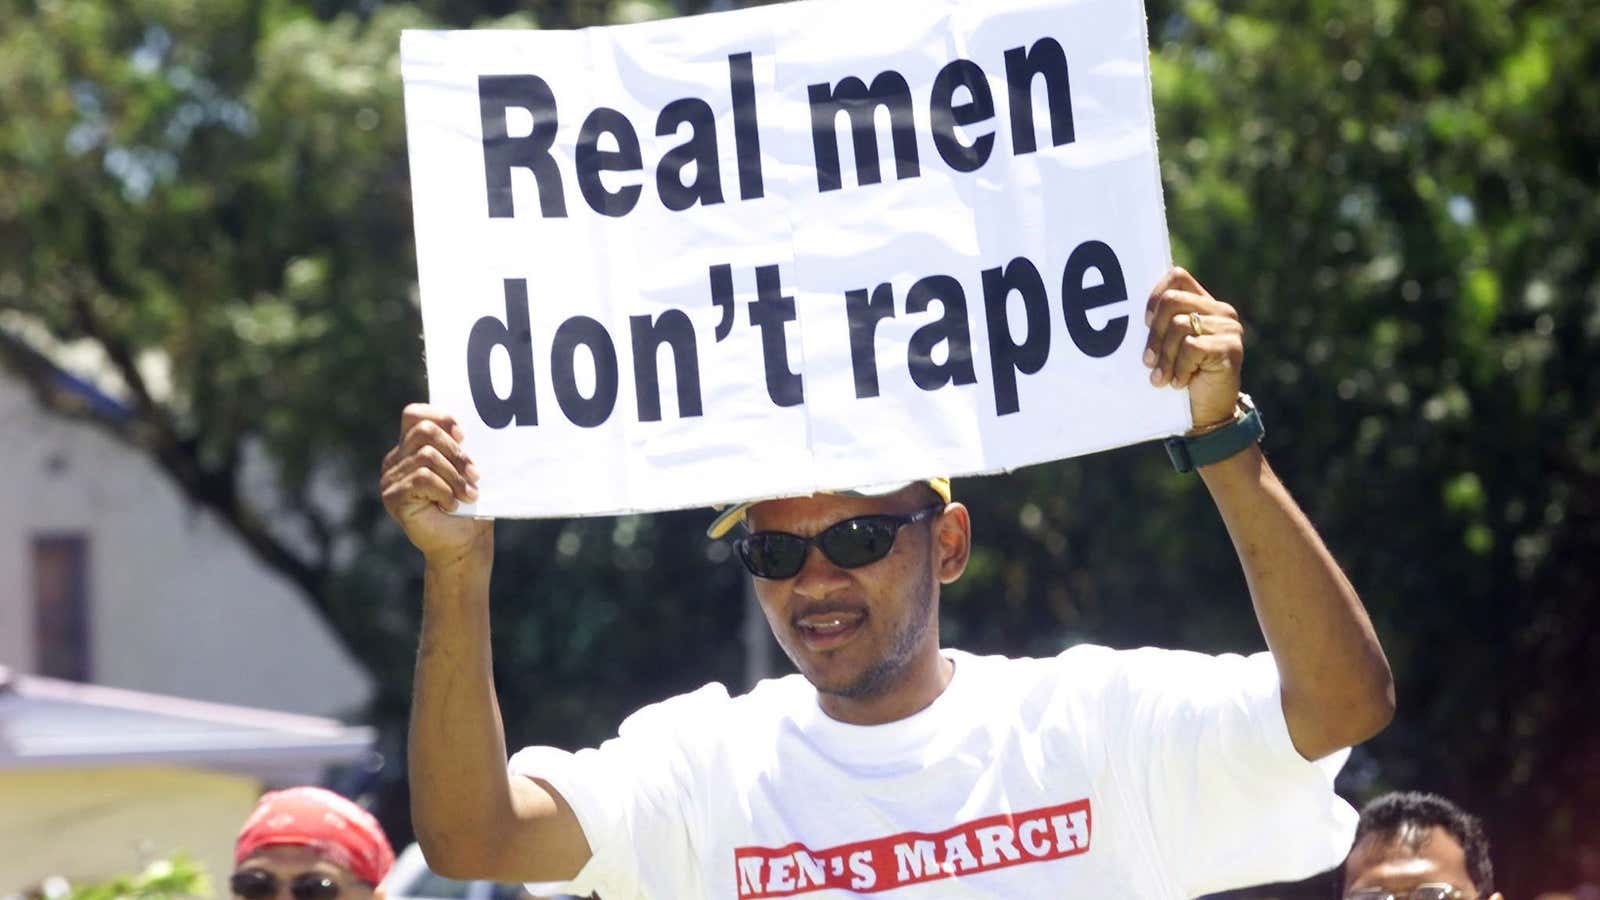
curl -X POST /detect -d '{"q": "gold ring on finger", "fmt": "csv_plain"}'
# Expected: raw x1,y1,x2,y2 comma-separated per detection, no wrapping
1189,311,1206,337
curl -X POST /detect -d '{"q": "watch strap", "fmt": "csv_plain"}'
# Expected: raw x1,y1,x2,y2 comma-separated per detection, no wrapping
1164,399,1265,473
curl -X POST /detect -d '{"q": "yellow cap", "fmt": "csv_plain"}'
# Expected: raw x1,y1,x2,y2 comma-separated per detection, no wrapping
705,478,952,539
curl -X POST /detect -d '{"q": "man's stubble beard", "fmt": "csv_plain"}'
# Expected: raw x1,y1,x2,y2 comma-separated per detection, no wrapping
817,560,938,701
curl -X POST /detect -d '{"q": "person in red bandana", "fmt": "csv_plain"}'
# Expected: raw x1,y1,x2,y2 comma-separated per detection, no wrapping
231,787,396,900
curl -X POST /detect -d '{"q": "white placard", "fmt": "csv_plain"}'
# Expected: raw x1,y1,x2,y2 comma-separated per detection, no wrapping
400,0,1188,519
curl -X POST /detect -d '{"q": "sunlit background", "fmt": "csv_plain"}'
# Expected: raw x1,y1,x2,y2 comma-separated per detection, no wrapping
1,0,1595,896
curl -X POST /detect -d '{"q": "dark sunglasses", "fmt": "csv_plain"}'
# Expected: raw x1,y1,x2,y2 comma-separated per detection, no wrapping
733,505,943,579
230,869,346,900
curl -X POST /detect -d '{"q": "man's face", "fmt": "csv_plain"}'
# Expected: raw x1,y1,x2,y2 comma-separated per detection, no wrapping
232,845,379,900
744,487,965,703
1342,827,1500,900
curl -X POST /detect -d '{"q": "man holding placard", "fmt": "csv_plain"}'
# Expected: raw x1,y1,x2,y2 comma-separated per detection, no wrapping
384,0,1394,896
382,272,1394,900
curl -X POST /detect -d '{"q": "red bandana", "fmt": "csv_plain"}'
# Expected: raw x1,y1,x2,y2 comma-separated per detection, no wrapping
235,787,396,885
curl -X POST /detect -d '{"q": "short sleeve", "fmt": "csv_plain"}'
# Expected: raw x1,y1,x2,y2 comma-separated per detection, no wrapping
1096,647,1357,897
507,683,729,898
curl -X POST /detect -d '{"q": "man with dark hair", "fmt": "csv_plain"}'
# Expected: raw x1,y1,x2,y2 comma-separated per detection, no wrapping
1341,791,1501,900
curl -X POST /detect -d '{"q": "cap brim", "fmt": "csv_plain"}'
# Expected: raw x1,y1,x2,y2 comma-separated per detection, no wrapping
705,501,758,539
704,478,951,539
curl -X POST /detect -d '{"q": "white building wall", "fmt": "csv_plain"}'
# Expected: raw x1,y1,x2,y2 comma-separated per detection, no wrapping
0,373,373,718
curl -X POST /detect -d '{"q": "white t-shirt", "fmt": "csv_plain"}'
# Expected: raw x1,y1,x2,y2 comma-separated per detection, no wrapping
508,645,1356,899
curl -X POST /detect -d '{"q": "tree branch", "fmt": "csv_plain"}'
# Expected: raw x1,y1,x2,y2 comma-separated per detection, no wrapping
0,324,335,616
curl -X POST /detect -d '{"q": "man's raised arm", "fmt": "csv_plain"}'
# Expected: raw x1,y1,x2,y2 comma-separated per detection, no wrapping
380,403,592,882
1142,269,1395,761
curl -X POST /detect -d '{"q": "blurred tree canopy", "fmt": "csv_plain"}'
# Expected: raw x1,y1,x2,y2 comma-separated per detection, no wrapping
0,0,1594,893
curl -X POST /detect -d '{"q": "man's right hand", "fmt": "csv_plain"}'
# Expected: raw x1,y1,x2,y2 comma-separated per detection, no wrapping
380,403,491,563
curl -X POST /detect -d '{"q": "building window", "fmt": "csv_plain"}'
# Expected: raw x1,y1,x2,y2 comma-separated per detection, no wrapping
33,534,90,681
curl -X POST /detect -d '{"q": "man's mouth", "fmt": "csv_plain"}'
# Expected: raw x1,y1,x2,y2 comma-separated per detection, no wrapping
794,609,867,652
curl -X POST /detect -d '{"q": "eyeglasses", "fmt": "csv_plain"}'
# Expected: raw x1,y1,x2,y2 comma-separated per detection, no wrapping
230,870,345,900
1346,885,1469,900
733,506,944,579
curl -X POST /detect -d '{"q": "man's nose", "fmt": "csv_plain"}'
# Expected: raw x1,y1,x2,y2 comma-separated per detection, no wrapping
789,543,851,597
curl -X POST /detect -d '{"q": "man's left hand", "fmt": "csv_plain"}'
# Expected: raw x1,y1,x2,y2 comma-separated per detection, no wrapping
1143,267,1245,428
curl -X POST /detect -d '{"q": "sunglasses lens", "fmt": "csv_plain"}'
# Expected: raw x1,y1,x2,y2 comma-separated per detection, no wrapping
738,533,808,579
819,517,898,568
230,871,278,900
1412,889,1454,900
291,875,341,900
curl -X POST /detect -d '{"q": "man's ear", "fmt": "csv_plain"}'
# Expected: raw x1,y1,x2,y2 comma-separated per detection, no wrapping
933,502,971,584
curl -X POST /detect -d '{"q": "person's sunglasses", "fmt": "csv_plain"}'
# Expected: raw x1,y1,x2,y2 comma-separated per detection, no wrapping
230,869,345,900
733,506,944,579
1345,885,1469,900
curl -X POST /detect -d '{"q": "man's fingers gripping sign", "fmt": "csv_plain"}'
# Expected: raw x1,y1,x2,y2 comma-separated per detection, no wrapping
381,404,480,515
1142,268,1246,425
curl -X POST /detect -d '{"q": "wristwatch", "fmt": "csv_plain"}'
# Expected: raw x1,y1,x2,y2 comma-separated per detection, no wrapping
1164,394,1264,473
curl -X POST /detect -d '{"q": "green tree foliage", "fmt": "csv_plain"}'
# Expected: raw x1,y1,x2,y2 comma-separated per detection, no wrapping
0,0,431,610
1,0,1594,893
1137,1,1599,891
0,0,672,715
